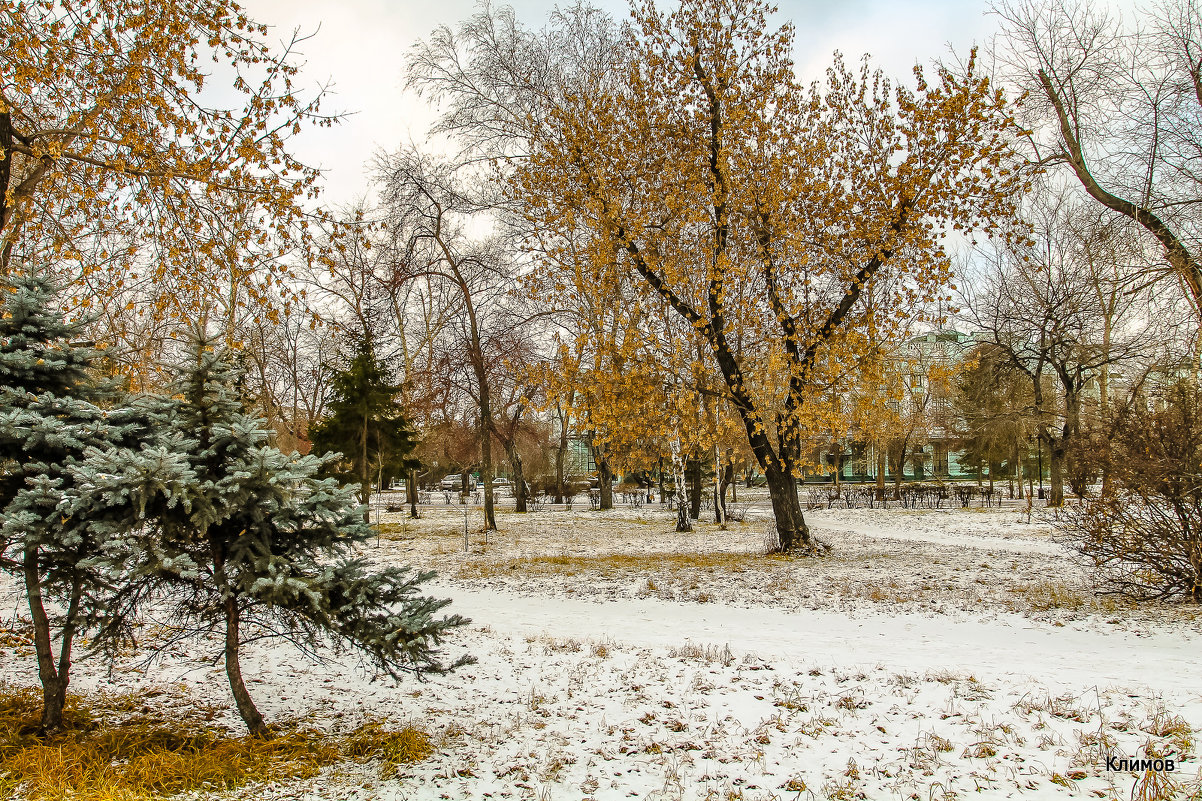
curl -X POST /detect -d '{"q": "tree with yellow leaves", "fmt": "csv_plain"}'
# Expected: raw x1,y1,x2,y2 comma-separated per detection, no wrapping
0,1,330,342
513,0,1023,552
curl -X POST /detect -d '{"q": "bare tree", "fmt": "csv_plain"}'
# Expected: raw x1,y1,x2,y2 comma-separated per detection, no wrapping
995,0,1202,322
963,191,1159,504
376,148,513,530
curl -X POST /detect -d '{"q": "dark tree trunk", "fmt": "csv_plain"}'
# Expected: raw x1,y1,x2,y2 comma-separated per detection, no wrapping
1049,438,1066,507
224,592,268,738
876,445,886,500
830,448,842,497
1015,441,1025,500
891,442,908,500
359,419,371,525
687,457,702,520
554,407,568,503
718,460,734,522
597,453,613,510
764,466,810,552
213,541,268,738
658,457,666,503
407,467,419,518
510,446,527,512
463,300,496,530
24,548,78,734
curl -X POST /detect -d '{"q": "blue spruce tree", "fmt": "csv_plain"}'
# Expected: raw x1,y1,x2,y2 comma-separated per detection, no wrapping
75,332,469,737
0,269,148,734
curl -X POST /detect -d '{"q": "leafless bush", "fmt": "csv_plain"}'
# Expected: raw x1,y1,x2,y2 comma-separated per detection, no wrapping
1059,381,1202,602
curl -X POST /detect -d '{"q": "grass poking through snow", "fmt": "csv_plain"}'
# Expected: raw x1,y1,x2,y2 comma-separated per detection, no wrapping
0,684,433,800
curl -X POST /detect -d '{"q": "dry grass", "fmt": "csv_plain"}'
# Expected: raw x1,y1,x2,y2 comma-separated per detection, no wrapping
667,642,734,666
0,684,434,800
1142,706,1196,758
456,551,773,580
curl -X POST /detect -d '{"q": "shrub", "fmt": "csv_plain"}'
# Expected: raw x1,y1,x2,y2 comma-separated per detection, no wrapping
1059,380,1202,601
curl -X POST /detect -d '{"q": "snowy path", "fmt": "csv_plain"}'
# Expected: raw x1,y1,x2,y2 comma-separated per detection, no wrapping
434,584,1202,697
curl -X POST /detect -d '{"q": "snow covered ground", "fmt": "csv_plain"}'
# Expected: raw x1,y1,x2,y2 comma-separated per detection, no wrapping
3,500,1199,800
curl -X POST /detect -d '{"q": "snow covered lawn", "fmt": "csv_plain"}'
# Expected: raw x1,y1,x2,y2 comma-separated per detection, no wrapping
3,502,1199,799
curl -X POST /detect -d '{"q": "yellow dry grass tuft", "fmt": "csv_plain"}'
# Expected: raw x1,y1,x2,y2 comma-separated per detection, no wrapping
343,719,434,776
1143,707,1196,758
0,684,434,800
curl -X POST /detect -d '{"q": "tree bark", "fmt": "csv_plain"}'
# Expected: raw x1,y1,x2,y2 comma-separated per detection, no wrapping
407,466,419,518
359,416,371,524
509,444,527,512
876,444,886,501
1048,436,1065,507
671,445,691,532
478,409,497,530
595,448,613,510
554,404,568,503
24,547,72,734
687,456,702,521
717,459,734,523
890,440,909,500
213,541,268,738
763,465,810,552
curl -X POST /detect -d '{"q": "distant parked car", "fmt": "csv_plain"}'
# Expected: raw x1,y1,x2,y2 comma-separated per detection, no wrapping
490,478,512,493
388,480,406,491
440,475,462,491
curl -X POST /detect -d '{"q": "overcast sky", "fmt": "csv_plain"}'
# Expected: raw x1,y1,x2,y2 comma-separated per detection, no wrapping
239,0,1000,207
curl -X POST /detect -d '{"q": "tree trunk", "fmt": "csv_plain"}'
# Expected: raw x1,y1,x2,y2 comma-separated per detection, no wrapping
509,445,527,513
359,418,371,525
407,467,419,518
24,547,74,734
687,456,702,521
1014,439,1024,500
876,443,886,500
717,459,734,523
831,448,842,498
597,452,613,510
462,288,496,530
554,406,568,504
1048,436,1066,507
224,592,267,737
891,442,907,500
764,465,811,552
213,541,268,738
671,446,691,533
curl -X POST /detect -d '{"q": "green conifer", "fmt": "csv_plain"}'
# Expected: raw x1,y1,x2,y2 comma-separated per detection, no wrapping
77,332,468,737
0,269,146,733
309,336,420,521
